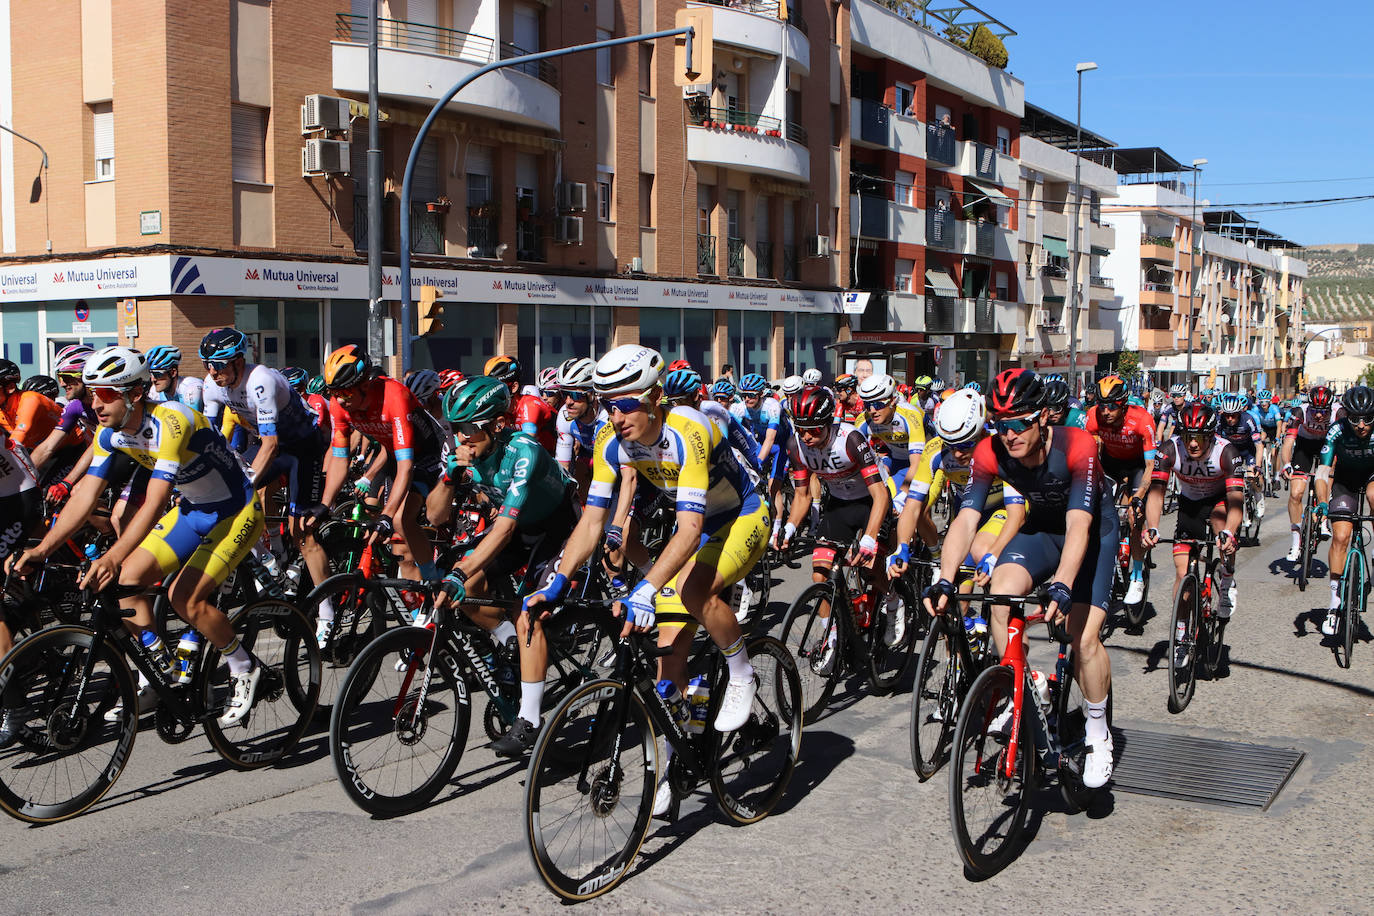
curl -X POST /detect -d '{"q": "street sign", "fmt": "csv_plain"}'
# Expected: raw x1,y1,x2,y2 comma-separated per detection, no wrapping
841,291,870,314
140,210,162,235
71,321,91,333
122,298,138,340
74,304,89,322
933,346,942,365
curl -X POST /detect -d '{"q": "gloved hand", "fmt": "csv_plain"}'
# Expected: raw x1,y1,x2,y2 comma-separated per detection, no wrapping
523,572,570,616
1218,529,1238,554
1315,501,1329,519
605,525,624,553
857,534,879,563
370,515,395,540
353,476,372,497
620,579,658,630
1045,580,1073,622
440,569,467,603
922,578,955,616
46,479,71,504
976,552,998,579
774,522,797,550
886,542,911,577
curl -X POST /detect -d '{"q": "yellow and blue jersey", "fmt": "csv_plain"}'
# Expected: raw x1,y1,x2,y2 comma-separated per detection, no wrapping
856,401,928,468
910,435,1016,512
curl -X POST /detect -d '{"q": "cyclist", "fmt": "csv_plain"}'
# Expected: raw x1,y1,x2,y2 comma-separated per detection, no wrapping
22,375,59,401
663,367,761,474
1085,374,1156,605
1043,377,1087,430
144,344,205,411
730,372,792,536
1281,385,1335,562
10,347,267,726
0,419,39,679
304,374,333,440
430,376,579,757
1156,383,1190,443
0,358,62,456
925,368,1116,788
833,374,862,423
486,356,555,454
1313,386,1374,636
1217,392,1264,502
1252,388,1283,484
552,357,605,493
1141,403,1243,666
855,372,927,512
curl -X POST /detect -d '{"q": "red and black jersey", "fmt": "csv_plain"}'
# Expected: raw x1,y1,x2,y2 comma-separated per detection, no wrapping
1152,436,1244,502
1086,404,1157,463
965,426,1107,534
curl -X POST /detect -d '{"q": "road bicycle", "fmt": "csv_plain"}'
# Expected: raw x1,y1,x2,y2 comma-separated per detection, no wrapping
1239,468,1265,545
1329,511,1374,669
1109,503,1150,629
948,592,1112,878
1297,478,1325,591
1159,532,1230,713
522,597,801,901
0,578,319,823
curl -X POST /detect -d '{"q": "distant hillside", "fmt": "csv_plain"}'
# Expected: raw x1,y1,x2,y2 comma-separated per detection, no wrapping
1301,244,1374,321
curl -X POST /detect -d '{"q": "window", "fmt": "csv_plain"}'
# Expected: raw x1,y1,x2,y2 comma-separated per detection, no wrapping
597,172,613,221
639,173,653,228
996,271,1009,301
596,29,613,86
231,104,268,183
894,170,914,206
638,44,653,96
92,102,114,180
996,125,1011,155
896,259,915,293
516,152,540,260
895,82,914,117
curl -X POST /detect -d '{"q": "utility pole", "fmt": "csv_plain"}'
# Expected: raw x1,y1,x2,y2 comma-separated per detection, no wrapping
1065,61,1095,396
366,0,385,359
1187,157,1207,391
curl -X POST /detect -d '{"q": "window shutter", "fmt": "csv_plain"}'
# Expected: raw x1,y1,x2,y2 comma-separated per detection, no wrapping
465,143,493,177
231,105,266,183
93,105,114,163
412,139,440,202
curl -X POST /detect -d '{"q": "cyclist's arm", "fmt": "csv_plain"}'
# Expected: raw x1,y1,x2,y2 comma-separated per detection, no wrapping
1280,427,1297,469
1314,430,1338,503
22,473,103,560
1144,441,1175,534
320,408,353,508
757,426,777,462
383,454,412,520
784,464,812,533
863,476,890,542
454,514,517,581
27,424,72,472
938,506,981,584
250,433,279,490
611,468,637,533
986,500,1026,559
101,475,174,569
1135,455,1155,504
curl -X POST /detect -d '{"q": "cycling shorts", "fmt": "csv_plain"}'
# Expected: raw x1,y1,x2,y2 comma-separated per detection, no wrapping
1261,424,1278,443
656,499,770,636
486,486,579,595
766,445,789,483
37,443,88,492
0,489,38,564
382,451,442,497
975,507,1009,542
997,511,1118,611
141,493,265,588
1329,474,1374,520
1101,455,1146,496
1174,494,1227,550
1289,437,1323,477
261,430,327,516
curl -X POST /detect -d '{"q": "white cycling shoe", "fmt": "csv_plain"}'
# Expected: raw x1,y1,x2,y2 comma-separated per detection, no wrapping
1321,610,1340,637
714,675,757,733
1286,541,1302,563
1082,731,1114,789
652,776,674,818
1124,577,1146,605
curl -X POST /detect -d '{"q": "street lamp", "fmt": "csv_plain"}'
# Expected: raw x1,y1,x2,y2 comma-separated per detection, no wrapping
0,122,50,252
1186,157,1207,391
1065,61,1096,396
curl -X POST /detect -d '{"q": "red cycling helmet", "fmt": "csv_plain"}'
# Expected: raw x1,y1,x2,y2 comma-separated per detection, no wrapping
1176,402,1217,433
1310,385,1334,410
988,368,1044,417
667,359,692,372
791,387,836,428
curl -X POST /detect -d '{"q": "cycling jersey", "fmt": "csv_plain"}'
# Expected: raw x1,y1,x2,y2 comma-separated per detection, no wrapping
909,436,1020,513
203,364,318,447
460,428,572,529
1254,402,1282,431
0,430,38,499
1217,413,1262,460
855,401,927,468
149,376,205,413
586,405,759,532
1286,405,1331,441
56,398,96,441
785,422,885,502
729,397,792,451
1061,407,1088,431
1319,419,1374,482
1085,404,1157,464
305,391,333,441
1152,436,1245,502
555,405,608,465
0,390,61,450
966,426,1109,535
513,393,557,453
329,376,444,465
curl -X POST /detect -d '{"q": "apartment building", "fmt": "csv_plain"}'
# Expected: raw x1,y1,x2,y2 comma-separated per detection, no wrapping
1015,103,1119,378
0,0,847,380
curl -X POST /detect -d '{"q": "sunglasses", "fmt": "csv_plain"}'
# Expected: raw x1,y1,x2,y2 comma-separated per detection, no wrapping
455,422,490,437
151,370,174,380
564,391,590,402
606,391,655,414
204,358,236,372
863,398,893,410
993,412,1040,434
947,439,979,453
91,386,126,404
59,374,82,385
1350,415,1374,427
1184,431,1212,444
713,394,733,403
795,422,831,433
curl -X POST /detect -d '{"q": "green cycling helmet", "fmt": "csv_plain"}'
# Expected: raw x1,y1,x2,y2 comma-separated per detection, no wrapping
443,375,511,425
307,374,327,395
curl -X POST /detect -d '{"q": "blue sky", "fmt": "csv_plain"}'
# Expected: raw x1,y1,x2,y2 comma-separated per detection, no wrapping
1004,0,1374,247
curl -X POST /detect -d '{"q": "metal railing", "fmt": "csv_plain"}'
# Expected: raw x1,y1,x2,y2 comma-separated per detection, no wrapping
786,4,808,33
466,215,496,258
697,233,717,275
975,220,995,257
925,296,958,333
686,101,784,135
352,196,394,252
927,209,954,249
411,203,444,254
1040,264,1067,278
336,14,557,87
756,240,775,279
500,41,559,87
786,120,808,145
927,123,956,165
1090,274,1113,288
727,236,745,277
782,244,799,281
690,0,804,33
973,141,996,180
972,296,995,333
1141,234,1175,248
857,98,889,146
1142,281,1174,293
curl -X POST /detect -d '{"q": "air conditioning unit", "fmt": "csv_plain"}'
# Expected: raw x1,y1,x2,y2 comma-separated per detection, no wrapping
557,182,588,212
555,215,584,245
629,256,644,272
302,94,352,133
302,139,350,176
809,235,831,258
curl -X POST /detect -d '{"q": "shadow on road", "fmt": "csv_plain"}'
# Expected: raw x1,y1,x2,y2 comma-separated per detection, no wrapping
1109,642,1374,699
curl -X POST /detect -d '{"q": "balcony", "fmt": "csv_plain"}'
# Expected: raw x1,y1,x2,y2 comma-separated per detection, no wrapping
1040,266,1067,301
410,203,444,255
1140,236,1176,263
727,236,745,277
958,219,1011,260
1091,222,1115,251
926,208,955,249
782,243,799,281
852,98,889,148
1140,283,1175,308
924,296,1017,334
464,214,496,259
926,124,956,166
1138,327,1179,352
1089,275,1114,296
689,0,810,74
755,240,774,279
352,195,394,252
697,233,717,275
685,101,810,182
333,14,559,132
1039,209,1068,242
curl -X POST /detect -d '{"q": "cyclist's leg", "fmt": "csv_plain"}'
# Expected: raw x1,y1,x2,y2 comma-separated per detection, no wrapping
398,480,436,582
1325,479,1359,617
1171,496,1211,628
169,497,267,653
1067,515,1116,706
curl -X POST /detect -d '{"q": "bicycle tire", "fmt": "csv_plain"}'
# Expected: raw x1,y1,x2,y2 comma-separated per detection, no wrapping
1199,568,1226,680
1124,556,1150,629
910,618,958,780
1051,666,1113,814
1298,499,1315,591
866,578,919,694
0,626,137,824
1339,543,1366,669
709,635,802,824
301,572,392,721
201,600,320,770
1167,573,1199,713
778,582,843,724
949,664,1034,879
524,677,656,902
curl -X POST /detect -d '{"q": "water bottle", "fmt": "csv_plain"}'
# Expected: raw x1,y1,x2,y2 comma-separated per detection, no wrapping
84,542,100,560
258,548,282,582
283,557,305,595
1031,669,1052,718
853,593,872,628
140,629,173,681
656,680,690,735
173,630,203,686
685,676,711,735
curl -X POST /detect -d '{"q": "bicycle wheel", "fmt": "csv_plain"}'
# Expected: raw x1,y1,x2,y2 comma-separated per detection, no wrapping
867,579,919,694
1199,572,1226,680
1124,555,1151,629
709,635,802,825
1052,666,1113,814
778,582,843,724
524,678,656,902
1339,545,1366,669
910,618,959,780
1298,502,1315,591
302,574,388,723
949,664,1035,879
329,625,472,816
1167,574,1199,713
201,600,320,769
0,626,137,824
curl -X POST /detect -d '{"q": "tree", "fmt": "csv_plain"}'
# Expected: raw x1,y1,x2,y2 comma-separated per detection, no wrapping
1357,362,1374,388
1117,349,1142,378
963,25,1009,69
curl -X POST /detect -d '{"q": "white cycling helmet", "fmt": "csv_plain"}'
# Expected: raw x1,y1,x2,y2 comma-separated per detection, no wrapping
780,375,805,397
857,372,897,403
934,388,986,445
83,346,150,389
802,368,823,386
557,357,596,391
593,344,665,396
538,366,560,392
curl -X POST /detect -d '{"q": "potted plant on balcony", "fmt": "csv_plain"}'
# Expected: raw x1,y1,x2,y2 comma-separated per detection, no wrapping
427,196,451,214
468,201,498,220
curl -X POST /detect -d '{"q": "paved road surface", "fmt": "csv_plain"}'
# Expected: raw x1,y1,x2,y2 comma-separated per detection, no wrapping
2,516,1372,914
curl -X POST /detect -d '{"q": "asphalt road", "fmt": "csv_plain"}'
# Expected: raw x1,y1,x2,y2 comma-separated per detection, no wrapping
2,510,1373,914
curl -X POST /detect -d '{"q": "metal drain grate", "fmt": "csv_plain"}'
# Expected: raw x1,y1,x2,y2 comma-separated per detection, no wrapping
1110,728,1304,811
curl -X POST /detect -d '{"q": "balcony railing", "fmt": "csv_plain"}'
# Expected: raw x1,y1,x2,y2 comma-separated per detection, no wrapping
786,4,808,33
500,41,559,87
352,195,394,252
972,296,994,333
727,236,745,277
975,220,995,257
1040,264,1067,278
756,240,775,279
336,14,557,87
686,100,786,136
1141,234,1175,248
857,98,889,146
465,214,496,258
927,124,956,165
973,142,996,180
925,296,959,333
782,244,799,281
1143,281,1174,293
927,209,954,249
1090,275,1113,288
786,120,808,145
691,0,805,32
410,203,444,255
857,195,887,238
697,233,717,275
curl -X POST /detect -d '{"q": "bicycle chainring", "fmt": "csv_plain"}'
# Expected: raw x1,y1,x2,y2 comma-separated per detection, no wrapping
155,705,196,743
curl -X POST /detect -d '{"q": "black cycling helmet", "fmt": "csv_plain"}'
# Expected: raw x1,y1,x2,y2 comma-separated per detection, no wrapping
22,375,59,399
1310,385,1334,410
1177,403,1217,433
790,387,836,428
1341,385,1374,418
0,359,20,386
1042,378,1070,411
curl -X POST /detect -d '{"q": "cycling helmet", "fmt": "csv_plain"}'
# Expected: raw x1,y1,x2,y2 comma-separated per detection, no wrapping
913,374,934,389
199,328,250,362
1177,403,1216,433
484,355,521,385
556,357,596,391
443,375,511,425
897,383,912,398
281,366,309,390
1219,393,1246,415
777,375,804,398
1169,383,1188,397
1310,385,1334,410
437,368,465,392
962,380,982,394
307,375,327,395
934,389,986,446
988,368,1044,417
0,359,20,386
537,366,561,393
322,344,372,390
405,368,442,401
593,345,665,396
144,345,183,373
666,359,692,372
790,387,836,428
710,379,736,399
930,379,948,394
801,368,823,386
833,373,858,392
22,375,59,399
1257,388,1272,402
83,346,149,389
1042,378,1071,411
1042,373,1066,385
1096,374,1127,404
663,368,703,400
857,373,897,403
738,373,768,395
53,344,94,377
1341,385,1374,417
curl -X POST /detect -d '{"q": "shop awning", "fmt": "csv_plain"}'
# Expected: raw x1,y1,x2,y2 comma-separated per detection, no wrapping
1090,245,1110,256
925,268,959,296
1043,236,1069,258
963,178,1013,206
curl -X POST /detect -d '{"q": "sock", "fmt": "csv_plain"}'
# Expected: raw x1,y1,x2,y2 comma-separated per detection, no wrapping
418,561,440,581
1130,559,1144,580
1084,698,1110,743
723,636,753,682
1331,578,1342,611
318,597,335,624
492,620,518,645
518,680,544,726
221,635,252,675
1291,528,1301,548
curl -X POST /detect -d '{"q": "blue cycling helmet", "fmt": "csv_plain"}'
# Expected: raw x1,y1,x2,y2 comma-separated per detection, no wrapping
199,327,250,362
663,368,703,400
1219,393,1246,414
282,366,310,390
738,373,767,394
710,379,736,399
145,345,183,373
962,380,982,393
1257,388,1272,401
1042,373,1065,385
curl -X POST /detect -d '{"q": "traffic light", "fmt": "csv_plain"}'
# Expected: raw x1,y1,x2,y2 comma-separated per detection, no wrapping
674,7,713,87
418,284,444,336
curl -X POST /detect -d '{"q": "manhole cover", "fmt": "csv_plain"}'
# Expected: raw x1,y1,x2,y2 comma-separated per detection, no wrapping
1111,728,1304,811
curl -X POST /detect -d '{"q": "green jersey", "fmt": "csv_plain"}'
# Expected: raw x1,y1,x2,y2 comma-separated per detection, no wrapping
1062,407,1088,430
1319,419,1374,482
456,429,571,529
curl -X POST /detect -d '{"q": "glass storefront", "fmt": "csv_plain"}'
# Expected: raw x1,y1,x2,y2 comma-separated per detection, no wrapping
412,302,500,376
2,299,117,377
785,312,839,376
